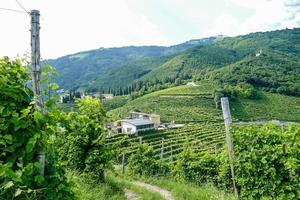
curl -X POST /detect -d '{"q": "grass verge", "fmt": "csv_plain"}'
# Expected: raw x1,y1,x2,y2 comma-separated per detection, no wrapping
138,176,236,200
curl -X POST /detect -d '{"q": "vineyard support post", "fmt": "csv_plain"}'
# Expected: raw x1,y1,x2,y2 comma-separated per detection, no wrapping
170,146,173,162
122,153,126,175
221,97,239,198
31,10,45,176
160,137,164,160
139,136,142,144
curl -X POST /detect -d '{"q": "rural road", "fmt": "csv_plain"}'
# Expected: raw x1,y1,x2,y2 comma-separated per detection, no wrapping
132,181,175,200
124,188,140,200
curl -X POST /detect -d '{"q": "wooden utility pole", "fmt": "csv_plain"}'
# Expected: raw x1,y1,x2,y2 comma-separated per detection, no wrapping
221,97,238,198
31,10,45,175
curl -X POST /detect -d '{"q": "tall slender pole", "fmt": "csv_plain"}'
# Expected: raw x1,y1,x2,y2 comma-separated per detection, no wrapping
170,145,173,162
221,97,238,198
31,10,45,175
160,137,164,160
122,153,126,175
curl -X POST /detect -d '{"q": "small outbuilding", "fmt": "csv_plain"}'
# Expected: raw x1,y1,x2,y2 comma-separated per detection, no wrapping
121,119,155,134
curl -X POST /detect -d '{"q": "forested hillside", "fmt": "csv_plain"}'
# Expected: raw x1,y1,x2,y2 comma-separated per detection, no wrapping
48,37,216,91
50,28,300,97
135,28,300,96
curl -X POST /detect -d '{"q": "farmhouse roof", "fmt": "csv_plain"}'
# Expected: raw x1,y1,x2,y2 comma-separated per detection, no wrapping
122,119,154,126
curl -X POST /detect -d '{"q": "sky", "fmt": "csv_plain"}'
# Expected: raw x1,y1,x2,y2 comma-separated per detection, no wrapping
0,0,299,59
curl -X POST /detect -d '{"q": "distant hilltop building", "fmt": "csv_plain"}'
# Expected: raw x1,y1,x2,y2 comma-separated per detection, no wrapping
186,82,197,86
256,49,263,57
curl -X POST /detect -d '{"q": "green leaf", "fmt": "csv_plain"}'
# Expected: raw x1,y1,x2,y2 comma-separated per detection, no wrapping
21,107,31,117
25,135,39,153
0,106,4,114
3,181,14,190
14,188,22,197
3,134,12,141
35,175,45,185
33,111,43,125
51,83,59,90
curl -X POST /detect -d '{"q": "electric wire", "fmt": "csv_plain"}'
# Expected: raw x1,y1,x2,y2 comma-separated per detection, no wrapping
0,7,27,14
15,0,30,14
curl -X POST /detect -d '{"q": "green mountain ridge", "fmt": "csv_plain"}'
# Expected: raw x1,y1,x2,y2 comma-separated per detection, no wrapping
50,28,300,97
48,37,217,90
129,28,300,97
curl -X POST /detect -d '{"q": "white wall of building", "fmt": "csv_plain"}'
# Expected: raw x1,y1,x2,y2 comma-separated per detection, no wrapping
121,122,137,134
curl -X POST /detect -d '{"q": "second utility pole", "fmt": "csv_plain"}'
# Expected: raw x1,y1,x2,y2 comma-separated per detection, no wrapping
31,9,45,175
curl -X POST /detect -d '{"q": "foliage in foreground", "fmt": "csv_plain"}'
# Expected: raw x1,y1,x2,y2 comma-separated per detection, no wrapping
127,144,170,177
233,124,300,199
57,97,113,182
0,57,74,199
68,171,125,200
126,124,300,200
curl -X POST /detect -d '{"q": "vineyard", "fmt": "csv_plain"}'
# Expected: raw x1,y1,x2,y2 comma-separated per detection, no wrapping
107,83,300,123
107,83,223,123
107,123,225,161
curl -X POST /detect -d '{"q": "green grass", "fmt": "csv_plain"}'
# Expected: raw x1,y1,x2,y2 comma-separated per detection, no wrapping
68,171,165,200
231,91,300,121
108,83,222,123
108,83,300,123
137,176,236,200
68,171,125,200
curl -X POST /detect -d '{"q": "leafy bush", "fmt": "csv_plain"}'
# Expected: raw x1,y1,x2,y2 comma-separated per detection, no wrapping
173,146,219,185
127,144,170,177
57,96,113,182
233,124,300,199
0,57,74,199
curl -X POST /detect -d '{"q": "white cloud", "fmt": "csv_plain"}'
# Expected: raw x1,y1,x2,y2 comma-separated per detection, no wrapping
206,0,300,37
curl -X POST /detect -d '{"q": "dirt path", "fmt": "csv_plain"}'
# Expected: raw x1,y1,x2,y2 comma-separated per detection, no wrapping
124,188,140,200
132,181,175,200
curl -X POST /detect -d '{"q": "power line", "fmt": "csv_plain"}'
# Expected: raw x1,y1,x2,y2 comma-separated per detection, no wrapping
15,0,30,15
0,7,27,14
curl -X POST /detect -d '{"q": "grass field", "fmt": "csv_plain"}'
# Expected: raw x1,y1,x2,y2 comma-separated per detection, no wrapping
107,82,222,123
107,82,300,122
231,91,300,121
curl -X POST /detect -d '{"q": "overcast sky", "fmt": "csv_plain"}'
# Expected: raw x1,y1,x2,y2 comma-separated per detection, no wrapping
0,0,299,59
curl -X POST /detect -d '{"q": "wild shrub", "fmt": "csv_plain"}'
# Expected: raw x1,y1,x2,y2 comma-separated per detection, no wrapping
0,57,74,199
172,147,219,185
57,97,113,182
233,124,300,199
127,144,170,177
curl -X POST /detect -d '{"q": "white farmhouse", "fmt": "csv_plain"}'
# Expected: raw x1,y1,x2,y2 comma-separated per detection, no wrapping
121,119,155,134
186,82,197,86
